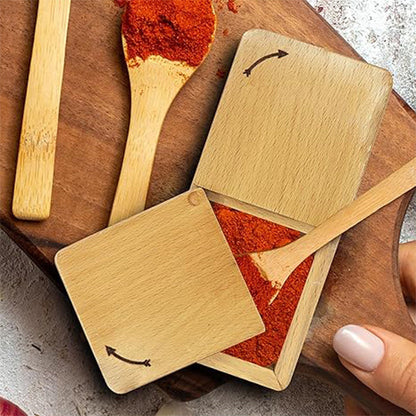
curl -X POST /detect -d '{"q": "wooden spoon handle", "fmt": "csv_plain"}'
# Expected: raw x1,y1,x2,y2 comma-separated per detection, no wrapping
12,0,71,221
108,80,176,226
277,157,416,274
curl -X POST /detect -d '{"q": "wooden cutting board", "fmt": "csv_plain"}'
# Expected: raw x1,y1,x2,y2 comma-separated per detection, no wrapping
0,1,415,414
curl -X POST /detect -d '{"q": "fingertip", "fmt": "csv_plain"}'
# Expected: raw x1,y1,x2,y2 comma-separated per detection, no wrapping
333,325,385,372
334,325,416,413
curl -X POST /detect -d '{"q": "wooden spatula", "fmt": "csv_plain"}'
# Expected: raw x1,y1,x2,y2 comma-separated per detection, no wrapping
249,157,416,304
12,0,71,220
108,18,216,226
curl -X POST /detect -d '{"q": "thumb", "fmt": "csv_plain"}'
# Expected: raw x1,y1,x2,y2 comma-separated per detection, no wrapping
333,325,416,414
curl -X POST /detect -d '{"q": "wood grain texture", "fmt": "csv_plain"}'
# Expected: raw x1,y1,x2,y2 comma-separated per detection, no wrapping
200,236,340,391
56,189,264,394
12,0,71,221
195,30,391,391
1,1,415,413
194,30,392,226
253,157,416,299
108,49,195,226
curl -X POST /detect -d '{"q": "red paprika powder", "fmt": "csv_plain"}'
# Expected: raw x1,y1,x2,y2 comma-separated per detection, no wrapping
227,0,239,13
214,0,240,13
117,0,216,67
213,203,313,367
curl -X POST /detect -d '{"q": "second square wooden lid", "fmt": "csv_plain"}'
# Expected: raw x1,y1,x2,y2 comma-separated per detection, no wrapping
55,189,264,393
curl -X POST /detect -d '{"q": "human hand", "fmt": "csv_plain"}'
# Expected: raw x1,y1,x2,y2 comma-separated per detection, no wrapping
333,241,416,415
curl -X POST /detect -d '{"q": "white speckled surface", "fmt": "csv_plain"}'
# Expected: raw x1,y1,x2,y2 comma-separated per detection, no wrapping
1,1,415,415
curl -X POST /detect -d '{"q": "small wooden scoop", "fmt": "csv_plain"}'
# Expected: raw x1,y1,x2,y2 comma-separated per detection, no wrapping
13,0,71,220
249,157,416,304
108,22,216,226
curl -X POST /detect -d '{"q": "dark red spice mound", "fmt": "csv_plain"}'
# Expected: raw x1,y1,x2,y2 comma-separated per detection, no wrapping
212,203,313,367
118,0,216,67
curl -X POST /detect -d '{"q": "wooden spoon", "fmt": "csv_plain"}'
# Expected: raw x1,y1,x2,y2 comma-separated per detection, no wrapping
12,0,71,220
249,157,416,304
108,19,216,226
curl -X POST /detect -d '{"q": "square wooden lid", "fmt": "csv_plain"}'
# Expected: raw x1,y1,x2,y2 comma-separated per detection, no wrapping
193,30,392,226
55,189,264,393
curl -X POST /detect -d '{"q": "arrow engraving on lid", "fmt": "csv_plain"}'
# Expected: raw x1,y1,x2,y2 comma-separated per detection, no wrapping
243,50,289,77
105,345,151,367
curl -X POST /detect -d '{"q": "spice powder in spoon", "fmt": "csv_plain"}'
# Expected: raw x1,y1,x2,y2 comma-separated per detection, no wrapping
116,0,311,368
213,203,313,367
117,0,216,67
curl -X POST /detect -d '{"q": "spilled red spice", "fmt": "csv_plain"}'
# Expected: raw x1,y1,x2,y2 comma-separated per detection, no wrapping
214,0,240,13
117,0,216,67
227,0,239,13
213,203,313,367
216,68,227,78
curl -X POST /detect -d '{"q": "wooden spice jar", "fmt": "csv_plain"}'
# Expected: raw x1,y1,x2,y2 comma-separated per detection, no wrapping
55,29,392,394
192,29,392,390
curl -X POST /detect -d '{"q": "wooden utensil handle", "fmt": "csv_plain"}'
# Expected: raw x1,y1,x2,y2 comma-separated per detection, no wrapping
108,84,174,226
303,188,416,416
277,157,416,272
12,0,71,221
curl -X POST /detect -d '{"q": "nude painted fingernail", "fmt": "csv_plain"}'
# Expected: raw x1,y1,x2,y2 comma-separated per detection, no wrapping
333,325,385,372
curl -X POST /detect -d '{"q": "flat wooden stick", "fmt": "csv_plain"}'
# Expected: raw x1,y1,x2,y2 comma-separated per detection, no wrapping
12,0,71,221
249,157,416,304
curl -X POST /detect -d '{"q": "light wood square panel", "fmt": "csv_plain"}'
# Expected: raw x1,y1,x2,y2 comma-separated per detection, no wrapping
55,189,264,394
194,29,392,226
193,30,392,390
